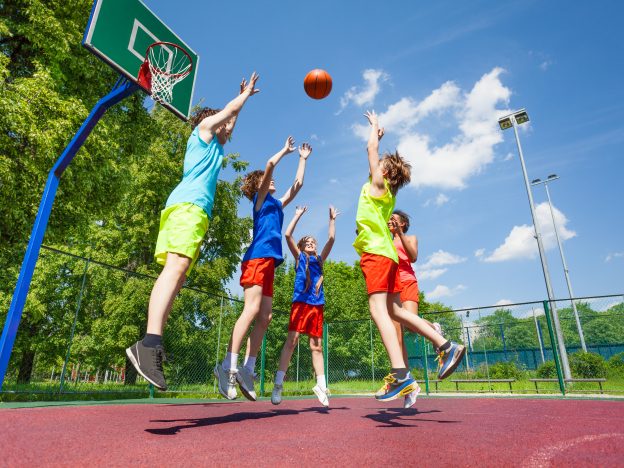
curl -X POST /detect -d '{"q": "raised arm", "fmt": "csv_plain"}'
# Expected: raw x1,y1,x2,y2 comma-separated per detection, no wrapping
198,72,260,143
279,143,312,209
221,78,247,142
320,206,339,261
285,206,307,258
364,110,386,197
255,136,296,212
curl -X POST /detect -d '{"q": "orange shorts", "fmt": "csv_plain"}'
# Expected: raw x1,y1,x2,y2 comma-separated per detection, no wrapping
360,253,401,295
288,302,324,338
240,257,275,297
399,279,420,303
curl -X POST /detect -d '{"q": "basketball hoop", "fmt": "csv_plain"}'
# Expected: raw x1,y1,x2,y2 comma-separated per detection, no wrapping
138,41,193,106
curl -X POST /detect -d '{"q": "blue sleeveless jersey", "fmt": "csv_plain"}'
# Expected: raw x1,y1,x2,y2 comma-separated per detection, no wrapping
242,193,284,266
166,128,224,217
292,252,325,305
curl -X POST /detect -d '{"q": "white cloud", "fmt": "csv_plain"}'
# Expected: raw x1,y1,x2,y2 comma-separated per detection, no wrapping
339,69,388,112
495,299,513,306
329,178,339,184
427,284,466,300
421,250,466,269
540,60,553,71
474,248,485,258
418,268,447,280
503,152,514,161
423,193,450,207
352,67,512,189
482,202,577,262
605,252,624,262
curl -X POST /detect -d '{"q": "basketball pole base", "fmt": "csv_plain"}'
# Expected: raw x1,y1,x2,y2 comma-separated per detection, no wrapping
0,76,139,390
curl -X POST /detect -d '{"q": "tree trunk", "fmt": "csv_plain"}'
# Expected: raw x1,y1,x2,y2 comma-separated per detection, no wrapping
124,356,137,385
17,349,35,384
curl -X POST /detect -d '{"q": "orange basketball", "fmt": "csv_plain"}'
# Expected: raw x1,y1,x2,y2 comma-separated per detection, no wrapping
304,69,332,99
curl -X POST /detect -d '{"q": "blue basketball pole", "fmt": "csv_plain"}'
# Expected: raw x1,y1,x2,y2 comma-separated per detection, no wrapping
0,78,139,389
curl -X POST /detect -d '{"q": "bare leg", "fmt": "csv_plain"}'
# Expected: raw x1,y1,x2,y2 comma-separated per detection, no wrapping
391,319,408,369
388,293,446,348
277,331,300,373
146,252,191,335
309,336,325,378
403,300,437,330
227,285,263,353
369,292,406,368
245,295,273,358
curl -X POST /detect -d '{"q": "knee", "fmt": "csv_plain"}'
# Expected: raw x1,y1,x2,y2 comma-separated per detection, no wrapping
309,340,322,353
164,256,190,279
257,311,272,329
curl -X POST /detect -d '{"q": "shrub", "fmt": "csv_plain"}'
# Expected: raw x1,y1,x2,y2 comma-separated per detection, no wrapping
569,351,607,378
487,361,525,380
536,361,557,378
608,352,624,376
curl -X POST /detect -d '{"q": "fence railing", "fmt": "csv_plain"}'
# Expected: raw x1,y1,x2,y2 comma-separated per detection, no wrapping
1,246,623,400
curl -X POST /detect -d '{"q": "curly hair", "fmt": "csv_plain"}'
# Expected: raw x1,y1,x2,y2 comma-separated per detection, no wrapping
296,236,323,294
381,151,411,195
189,107,222,129
393,210,410,233
241,170,265,201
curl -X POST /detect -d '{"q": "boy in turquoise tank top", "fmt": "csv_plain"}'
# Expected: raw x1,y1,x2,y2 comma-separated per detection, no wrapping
126,73,260,391
214,137,313,401
271,205,338,407
355,111,465,406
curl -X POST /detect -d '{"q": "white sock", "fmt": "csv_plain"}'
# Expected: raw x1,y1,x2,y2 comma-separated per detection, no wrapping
275,370,286,385
222,352,238,372
316,375,327,390
244,356,257,373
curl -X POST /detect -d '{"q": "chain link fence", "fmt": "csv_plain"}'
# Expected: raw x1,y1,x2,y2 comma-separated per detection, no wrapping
1,247,623,400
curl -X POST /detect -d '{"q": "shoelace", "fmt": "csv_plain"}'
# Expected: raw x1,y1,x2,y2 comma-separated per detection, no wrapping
154,348,166,372
228,372,237,385
435,349,447,370
380,373,397,391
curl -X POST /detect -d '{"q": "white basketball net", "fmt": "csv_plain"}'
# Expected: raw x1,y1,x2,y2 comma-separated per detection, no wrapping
147,43,192,105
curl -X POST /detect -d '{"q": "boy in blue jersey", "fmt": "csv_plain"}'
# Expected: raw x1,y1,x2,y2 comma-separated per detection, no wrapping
126,73,260,391
214,137,312,401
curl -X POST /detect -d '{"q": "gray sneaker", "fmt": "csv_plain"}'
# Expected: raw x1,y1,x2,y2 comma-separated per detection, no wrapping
213,364,237,400
271,383,283,405
126,340,167,390
236,366,257,401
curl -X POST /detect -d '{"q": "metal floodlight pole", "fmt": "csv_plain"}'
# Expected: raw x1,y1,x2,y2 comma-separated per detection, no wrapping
500,110,571,379
0,77,139,390
534,177,587,352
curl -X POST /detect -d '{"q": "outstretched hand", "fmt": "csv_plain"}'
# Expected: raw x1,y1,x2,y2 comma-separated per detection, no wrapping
242,72,260,96
299,142,312,159
295,205,308,217
283,136,296,154
364,110,384,140
329,205,340,220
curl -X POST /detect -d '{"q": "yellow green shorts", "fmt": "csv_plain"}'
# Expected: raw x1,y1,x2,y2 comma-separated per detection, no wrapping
154,202,209,274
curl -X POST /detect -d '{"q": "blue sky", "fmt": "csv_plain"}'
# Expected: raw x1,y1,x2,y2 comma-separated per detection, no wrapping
146,0,623,309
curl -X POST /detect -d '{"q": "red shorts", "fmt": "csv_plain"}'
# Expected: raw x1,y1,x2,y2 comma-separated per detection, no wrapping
399,279,420,303
240,257,275,297
360,253,401,294
288,302,324,338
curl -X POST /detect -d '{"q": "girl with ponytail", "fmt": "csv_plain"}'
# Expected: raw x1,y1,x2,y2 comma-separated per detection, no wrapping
271,205,339,407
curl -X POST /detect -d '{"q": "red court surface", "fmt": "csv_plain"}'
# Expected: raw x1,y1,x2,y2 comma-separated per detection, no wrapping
1,396,623,467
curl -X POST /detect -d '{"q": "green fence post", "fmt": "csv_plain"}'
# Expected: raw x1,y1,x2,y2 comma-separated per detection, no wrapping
323,322,329,388
260,334,267,397
213,297,224,394
421,334,430,395
149,383,154,399
59,257,90,394
369,318,375,382
543,300,565,395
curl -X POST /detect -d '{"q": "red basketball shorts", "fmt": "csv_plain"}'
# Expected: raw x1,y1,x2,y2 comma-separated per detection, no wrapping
288,302,324,338
360,253,401,295
240,257,275,297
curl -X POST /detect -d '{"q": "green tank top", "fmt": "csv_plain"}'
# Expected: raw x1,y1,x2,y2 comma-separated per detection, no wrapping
353,179,398,262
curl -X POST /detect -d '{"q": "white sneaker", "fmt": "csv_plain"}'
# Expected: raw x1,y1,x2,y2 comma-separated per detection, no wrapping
433,322,442,334
404,382,421,408
236,366,257,401
312,384,330,407
271,383,283,405
213,364,237,400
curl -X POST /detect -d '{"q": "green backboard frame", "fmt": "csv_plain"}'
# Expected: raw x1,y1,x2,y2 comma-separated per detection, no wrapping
83,0,199,120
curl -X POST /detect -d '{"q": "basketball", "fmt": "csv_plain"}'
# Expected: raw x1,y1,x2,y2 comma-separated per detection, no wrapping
304,69,332,99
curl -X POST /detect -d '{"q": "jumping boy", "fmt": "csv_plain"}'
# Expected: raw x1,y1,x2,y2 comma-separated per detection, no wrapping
271,205,338,407
214,138,312,400
354,111,465,403
126,73,260,391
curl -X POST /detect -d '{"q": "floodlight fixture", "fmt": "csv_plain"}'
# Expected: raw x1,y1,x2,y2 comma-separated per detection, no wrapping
498,116,513,130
